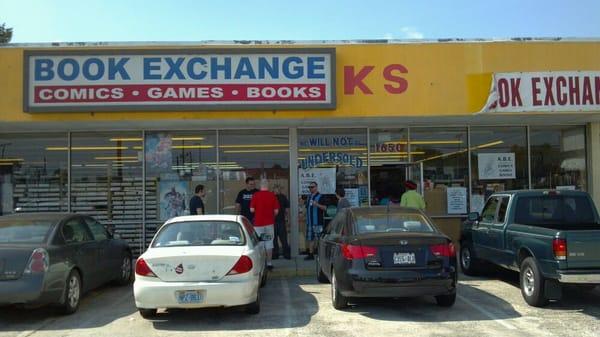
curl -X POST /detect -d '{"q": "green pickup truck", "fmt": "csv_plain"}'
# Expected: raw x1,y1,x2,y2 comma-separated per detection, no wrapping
460,190,600,307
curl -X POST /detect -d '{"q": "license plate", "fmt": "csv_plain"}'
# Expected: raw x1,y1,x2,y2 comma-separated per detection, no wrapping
176,290,203,304
393,252,416,265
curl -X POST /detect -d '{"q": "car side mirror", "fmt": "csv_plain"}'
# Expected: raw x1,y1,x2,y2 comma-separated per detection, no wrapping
467,212,480,222
260,233,272,241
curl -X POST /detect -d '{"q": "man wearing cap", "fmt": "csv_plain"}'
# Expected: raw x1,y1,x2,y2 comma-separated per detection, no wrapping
400,180,426,210
305,181,326,260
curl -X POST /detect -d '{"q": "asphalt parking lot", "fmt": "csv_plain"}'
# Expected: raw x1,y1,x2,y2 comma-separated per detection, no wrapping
1,270,599,337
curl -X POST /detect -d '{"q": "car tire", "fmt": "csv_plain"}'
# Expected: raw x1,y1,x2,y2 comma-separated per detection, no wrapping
331,271,348,310
316,255,329,284
435,292,456,307
115,253,133,286
460,243,482,276
138,308,157,319
60,270,81,315
520,257,549,307
245,291,261,314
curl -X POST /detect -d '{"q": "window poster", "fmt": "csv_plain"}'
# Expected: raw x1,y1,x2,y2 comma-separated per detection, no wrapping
446,187,467,214
159,180,188,220
145,133,172,173
344,188,360,207
478,153,516,180
299,168,336,194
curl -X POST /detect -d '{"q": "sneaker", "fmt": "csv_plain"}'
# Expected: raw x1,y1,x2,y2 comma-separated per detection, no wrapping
304,254,314,261
267,264,274,271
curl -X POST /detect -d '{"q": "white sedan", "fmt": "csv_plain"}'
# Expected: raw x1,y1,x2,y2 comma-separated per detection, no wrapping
133,215,268,318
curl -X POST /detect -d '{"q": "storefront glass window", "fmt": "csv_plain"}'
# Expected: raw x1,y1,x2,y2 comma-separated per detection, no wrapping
144,131,217,249
368,128,408,205
411,128,469,215
218,130,290,215
297,128,368,253
71,132,143,254
0,133,68,215
530,126,587,190
470,127,528,213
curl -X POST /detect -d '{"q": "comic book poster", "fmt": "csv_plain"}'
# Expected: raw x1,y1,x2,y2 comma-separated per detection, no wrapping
159,180,188,221
145,133,172,173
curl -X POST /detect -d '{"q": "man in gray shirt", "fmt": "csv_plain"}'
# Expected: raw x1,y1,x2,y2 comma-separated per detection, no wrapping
336,187,351,211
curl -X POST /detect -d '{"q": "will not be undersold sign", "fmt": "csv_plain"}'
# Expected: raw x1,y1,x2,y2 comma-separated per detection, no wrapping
24,48,336,112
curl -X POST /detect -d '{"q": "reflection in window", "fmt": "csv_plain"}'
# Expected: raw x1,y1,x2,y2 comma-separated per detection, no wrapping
0,133,68,215
470,127,528,213
411,128,468,215
530,126,586,190
218,130,289,215
298,129,368,253
71,132,143,254
144,131,217,246
369,129,408,206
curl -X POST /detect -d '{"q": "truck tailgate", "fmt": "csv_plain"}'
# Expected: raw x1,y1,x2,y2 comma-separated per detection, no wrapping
565,231,600,268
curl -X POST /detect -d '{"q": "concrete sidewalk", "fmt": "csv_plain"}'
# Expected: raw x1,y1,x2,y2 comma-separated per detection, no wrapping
269,256,317,278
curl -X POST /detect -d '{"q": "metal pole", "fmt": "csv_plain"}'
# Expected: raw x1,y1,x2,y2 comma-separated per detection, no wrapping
289,128,299,258
467,126,472,212
67,132,71,213
216,130,221,214
527,125,532,189
367,127,371,206
141,130,146,254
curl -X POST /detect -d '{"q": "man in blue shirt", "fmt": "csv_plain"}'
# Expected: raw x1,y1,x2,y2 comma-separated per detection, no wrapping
305,181,326,260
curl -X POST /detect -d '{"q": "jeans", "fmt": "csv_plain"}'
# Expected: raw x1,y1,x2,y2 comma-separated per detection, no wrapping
273,221,290,258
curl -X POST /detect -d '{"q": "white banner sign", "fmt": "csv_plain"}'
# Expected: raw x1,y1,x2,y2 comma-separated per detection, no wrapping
478,153,516,180
299,168,336,195
480,71,600,113
25,48,335,112
446,187,467,214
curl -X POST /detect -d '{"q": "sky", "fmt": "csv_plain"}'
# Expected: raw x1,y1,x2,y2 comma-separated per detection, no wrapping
2,0,600,43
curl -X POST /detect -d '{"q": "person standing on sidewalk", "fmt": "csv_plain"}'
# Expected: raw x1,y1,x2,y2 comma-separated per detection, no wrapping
272,184,291,260
189,184,206,215
335,187,351,212
236,177,258,223
305,182,326,260
250,179,280,270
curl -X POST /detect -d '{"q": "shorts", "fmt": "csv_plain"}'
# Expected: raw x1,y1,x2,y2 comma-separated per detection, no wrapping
305,224,323,242
254,225,274,250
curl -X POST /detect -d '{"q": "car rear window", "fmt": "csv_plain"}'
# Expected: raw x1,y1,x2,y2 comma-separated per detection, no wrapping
515,195,600,229
354,213,434,234
0,218,54,244
152,221,246,247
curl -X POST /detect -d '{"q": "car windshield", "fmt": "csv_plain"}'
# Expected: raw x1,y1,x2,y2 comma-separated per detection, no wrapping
0,218,54,244
152,221,246,247
354,212,435,234
515,195,600,229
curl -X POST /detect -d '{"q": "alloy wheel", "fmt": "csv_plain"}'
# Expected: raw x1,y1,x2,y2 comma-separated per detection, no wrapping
461,247,471,270
523,267,535,297
68,275,80,308
121,257,131,280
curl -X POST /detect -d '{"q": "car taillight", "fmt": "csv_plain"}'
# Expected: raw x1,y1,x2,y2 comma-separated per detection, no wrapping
135,258,156,277
430,243,456,257
553,238,567,261
227,255,253,275
24,248,49,274
341,244,378,260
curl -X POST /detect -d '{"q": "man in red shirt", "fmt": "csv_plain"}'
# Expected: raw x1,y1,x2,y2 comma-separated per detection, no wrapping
250,179,280,270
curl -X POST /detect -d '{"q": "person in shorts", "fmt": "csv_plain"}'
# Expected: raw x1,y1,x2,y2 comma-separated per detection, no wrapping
250,179,280,270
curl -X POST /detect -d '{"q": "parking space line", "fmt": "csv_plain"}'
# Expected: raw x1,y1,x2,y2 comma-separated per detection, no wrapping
458,294,517,330
279,277,293,330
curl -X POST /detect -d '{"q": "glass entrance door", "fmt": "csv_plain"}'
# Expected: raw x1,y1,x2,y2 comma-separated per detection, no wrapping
370,162,423,205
